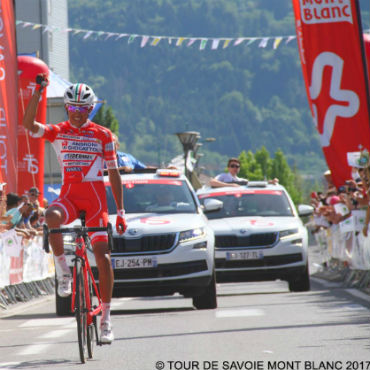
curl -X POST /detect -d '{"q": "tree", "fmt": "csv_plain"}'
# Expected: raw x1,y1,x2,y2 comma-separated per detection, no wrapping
93,105,119,136
238,147,303,204
270,149,302,204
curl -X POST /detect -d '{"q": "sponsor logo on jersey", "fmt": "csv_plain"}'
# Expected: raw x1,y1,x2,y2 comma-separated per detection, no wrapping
66,167,82,172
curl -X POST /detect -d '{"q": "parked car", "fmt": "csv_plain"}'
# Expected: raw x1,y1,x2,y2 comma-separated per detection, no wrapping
196,181,313,292
56,169,217,316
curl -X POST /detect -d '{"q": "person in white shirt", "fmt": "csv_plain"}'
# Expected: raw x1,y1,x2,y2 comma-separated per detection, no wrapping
210,158,248,188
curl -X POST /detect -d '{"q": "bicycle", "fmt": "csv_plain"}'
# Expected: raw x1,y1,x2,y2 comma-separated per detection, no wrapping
43,211,114,363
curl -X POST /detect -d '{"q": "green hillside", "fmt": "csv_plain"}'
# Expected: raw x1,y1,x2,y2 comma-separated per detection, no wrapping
68,0,370,177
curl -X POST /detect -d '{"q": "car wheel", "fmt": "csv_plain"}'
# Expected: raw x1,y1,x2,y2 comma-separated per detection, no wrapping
288,264,310,292
192,272,217,310
55,277,73,316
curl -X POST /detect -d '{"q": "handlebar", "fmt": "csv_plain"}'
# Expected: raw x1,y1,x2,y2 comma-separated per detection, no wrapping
43,223,114,253
48,226,109,234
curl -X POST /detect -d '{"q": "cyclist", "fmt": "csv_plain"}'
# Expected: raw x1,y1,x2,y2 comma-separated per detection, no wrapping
22,76,126,344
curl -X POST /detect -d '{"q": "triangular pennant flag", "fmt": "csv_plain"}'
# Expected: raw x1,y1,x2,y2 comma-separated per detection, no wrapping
128,34,138,43
16,20,22,25
234,38,246,46
83,31,93,40
200,38,208,50
187,38,197,47
151,37,161,46
176,37,185,46
211,39,220,50
246,38,257,46
43,26,51,34
141,35,149,47
105,32,115,40
258,37,269,48
168,37,173,45
22,22,32,28
273,37,283,50
223,39,232,49
32,24,42,30
115,33,128,40
285,36,296,44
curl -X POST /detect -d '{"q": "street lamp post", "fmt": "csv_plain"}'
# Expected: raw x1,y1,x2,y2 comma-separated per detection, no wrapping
175,131,200,179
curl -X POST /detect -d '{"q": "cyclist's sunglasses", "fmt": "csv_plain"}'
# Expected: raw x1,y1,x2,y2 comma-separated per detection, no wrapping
66,105,91,113
229,164,240,168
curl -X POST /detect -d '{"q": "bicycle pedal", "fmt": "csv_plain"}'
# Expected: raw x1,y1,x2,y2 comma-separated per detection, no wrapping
98,341,112,346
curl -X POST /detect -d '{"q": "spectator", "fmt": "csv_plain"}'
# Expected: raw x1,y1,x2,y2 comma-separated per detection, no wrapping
4,193,33,238
323,169,334,190
112,133,146,172
0,183,10,231
5,192,23,228
210,158,248,188
28,186,44,214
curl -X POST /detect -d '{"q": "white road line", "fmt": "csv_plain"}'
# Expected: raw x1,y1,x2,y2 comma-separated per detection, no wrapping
38,329,73,339
216,308,265,318
19,318,75,328
17,343,52,356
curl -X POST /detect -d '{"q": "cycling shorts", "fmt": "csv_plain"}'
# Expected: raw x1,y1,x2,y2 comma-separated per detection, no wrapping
51,181,109,245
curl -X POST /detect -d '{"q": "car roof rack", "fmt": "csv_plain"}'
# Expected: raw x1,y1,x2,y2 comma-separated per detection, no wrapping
104,167,158,176
246,181,268,187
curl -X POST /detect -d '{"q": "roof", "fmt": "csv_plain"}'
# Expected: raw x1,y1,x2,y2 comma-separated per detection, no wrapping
47,70,70,99
196,181,285,195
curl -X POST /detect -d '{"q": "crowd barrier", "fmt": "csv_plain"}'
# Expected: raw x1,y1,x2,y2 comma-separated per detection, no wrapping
312,221,370,292
0,229,55,309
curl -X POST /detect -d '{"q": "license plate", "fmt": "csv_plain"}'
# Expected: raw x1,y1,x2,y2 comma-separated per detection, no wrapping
112,257,158,269
226,251,263,260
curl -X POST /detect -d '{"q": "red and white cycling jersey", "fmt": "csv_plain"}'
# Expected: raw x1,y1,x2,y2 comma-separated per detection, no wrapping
32,120,117,184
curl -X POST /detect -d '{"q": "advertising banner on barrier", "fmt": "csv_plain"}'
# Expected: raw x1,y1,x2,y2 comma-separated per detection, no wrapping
0,1,18,191
17,56,49,201
292,0,370,188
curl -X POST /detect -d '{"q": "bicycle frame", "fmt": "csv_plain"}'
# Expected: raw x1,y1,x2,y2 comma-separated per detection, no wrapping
70,233,102,327
43,213,114,362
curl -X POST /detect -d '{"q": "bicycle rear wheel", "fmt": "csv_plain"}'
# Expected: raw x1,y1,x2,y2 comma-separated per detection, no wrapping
75,260,88,363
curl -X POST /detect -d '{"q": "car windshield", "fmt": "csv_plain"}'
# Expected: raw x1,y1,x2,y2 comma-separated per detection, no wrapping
198,189,294,220
106,179,197,214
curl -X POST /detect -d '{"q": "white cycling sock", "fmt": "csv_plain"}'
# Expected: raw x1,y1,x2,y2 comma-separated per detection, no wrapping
54,254,71,277
101,302,111,324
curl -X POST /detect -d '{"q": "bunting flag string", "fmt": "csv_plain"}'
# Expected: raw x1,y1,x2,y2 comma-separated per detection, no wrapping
16,19,301,51
16,20,370,51
17,19,370,51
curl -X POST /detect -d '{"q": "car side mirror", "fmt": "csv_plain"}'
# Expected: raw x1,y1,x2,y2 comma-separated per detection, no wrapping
203,198,223,213
298,204,314,217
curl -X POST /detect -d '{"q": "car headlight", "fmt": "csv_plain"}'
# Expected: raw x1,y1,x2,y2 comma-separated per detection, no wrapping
279,228,299,240
178,227,205,243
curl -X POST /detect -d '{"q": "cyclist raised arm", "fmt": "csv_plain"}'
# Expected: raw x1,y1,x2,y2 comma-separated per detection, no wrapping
22,76,126,344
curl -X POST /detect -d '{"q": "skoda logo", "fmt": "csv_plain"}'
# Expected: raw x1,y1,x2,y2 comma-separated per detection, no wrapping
240,228,247,234
128,228,139,236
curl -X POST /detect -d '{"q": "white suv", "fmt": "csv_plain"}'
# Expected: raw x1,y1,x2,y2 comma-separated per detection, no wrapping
197,182,313,292
56,169,217,315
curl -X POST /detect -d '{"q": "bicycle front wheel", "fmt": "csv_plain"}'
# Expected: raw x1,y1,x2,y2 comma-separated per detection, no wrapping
75,260,88,363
